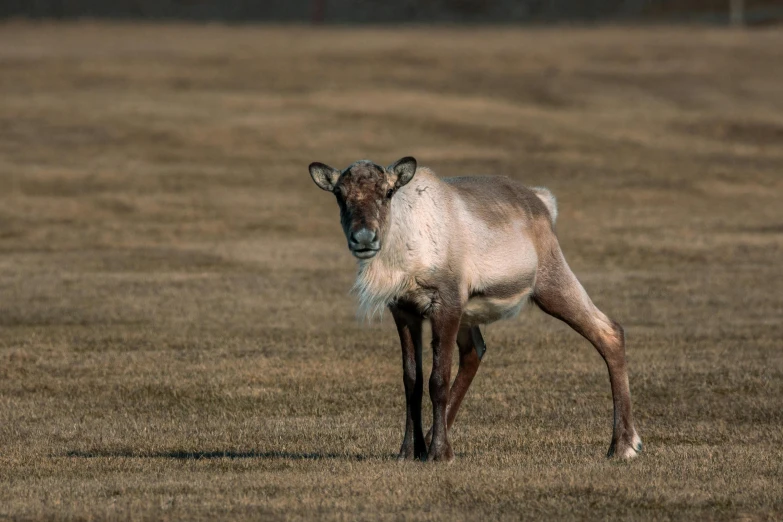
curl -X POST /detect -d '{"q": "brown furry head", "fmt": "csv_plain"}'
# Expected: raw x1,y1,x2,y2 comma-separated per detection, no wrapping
309,157,417,259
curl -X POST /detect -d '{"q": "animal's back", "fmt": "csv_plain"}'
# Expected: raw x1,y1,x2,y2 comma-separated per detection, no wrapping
442,176,556,228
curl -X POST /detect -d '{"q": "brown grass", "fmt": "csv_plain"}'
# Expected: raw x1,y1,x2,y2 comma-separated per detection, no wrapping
0,21,782,521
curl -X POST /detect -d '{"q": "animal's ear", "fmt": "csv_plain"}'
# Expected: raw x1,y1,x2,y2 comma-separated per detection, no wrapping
387,156,417,188
309,162,341,191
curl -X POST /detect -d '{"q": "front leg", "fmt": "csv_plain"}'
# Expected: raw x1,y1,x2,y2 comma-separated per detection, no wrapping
390,306,426,461
428,306,461,462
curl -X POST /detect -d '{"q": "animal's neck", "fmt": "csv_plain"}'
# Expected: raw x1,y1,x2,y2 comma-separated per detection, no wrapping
353,169,447,319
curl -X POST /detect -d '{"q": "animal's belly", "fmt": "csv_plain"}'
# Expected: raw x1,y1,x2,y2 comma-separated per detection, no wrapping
462,290,532,326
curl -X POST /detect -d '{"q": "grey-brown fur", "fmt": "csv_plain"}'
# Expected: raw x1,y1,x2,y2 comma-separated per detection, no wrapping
309,156,641,462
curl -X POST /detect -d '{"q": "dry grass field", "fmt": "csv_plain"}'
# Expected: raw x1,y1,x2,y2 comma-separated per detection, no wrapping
0,21,782,520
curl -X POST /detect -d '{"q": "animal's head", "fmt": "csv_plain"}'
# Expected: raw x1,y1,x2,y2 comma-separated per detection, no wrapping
309,157,417,260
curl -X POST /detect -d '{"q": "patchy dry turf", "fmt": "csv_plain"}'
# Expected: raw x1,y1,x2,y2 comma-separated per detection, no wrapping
0,21,782,521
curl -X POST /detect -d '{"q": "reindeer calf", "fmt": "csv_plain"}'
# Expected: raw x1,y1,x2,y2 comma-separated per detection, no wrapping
309,157,641,462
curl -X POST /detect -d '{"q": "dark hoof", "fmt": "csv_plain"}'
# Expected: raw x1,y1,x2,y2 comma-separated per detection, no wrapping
607,432,642,460
426,442,454,463
398,440,427,462
397,452,426,462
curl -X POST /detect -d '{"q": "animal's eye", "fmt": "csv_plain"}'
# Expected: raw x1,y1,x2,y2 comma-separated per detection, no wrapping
386,189,394,199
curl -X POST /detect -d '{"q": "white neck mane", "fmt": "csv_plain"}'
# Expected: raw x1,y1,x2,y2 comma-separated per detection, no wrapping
352,168,449,320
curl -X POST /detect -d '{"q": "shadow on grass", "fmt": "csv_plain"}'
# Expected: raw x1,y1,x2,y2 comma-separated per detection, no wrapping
63,450,370,461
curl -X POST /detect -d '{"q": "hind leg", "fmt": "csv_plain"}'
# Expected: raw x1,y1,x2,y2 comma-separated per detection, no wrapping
446,327,483,429
425,326,482,444
534,251,641,459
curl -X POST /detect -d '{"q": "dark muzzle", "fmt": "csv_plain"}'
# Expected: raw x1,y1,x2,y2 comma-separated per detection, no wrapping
349,228,380,259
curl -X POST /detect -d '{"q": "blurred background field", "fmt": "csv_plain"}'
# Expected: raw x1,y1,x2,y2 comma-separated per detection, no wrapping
0,18,782,521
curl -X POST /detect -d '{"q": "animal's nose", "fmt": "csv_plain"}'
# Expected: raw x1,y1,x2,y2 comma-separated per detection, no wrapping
350,228,378,248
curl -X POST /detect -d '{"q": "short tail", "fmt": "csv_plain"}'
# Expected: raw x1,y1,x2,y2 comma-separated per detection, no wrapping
532,187,557,225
